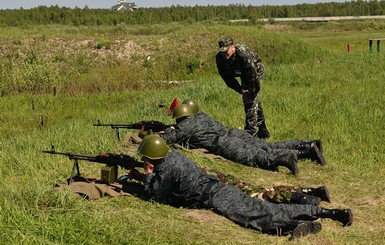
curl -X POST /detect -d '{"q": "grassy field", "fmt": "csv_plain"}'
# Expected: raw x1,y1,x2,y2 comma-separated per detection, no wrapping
1,21,385,244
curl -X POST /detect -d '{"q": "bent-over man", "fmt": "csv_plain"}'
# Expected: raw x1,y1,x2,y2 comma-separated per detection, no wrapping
216,36,270,138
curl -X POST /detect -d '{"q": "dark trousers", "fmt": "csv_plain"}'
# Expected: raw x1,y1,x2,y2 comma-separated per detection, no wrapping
210,184,321,234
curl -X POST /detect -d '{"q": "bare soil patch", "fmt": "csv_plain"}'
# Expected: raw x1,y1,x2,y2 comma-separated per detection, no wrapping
181,210,222,224
264,24,291,31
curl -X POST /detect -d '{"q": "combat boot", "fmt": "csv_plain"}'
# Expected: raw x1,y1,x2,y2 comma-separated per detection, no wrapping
319,208,353,227
256,121,270,139
314,139,323,154
297,145,326,165
301,186,331,202
297,140,323,154
256,128,270,139
290,192,321,206
290,221,322,241
275,153,298,175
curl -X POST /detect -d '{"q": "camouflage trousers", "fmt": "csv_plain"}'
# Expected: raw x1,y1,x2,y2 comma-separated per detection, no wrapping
202,167,298,204
243,94,266,135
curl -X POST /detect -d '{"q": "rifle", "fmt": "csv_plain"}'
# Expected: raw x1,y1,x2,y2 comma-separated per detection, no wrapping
93,119,170,140
43,146,143,184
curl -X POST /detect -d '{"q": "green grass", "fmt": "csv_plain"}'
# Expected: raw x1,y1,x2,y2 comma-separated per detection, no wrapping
1,22,385,244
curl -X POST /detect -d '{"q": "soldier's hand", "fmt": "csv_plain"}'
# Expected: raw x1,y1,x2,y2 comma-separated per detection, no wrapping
144,161,154,174
128,169,145,182
117,175,130,184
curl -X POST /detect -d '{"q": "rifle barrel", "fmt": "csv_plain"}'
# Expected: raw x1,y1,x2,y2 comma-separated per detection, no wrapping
42,151,143,169
93,123,137,129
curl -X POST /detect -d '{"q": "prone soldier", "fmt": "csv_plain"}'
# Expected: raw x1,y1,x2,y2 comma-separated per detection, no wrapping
160,100,325,175
128,135,352,240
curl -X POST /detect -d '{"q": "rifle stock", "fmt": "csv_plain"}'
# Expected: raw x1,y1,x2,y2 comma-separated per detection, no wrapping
43,146,143,184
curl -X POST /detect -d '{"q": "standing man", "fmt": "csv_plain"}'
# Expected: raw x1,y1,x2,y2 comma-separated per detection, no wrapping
216,36,270,138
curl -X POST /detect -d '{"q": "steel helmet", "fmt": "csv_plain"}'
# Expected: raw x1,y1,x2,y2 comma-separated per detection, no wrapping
172,104,194,119
138,134,169,160
181,99,199,114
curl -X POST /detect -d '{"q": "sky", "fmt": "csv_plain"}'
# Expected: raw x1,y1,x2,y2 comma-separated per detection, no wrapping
0,0,353,10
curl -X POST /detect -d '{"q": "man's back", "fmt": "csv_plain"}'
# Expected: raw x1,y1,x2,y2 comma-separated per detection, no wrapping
144,152,221,208
162,112,228,149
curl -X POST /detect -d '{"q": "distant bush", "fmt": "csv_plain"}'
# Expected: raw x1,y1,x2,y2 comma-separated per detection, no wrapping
1,2,385,26
0,62,62,95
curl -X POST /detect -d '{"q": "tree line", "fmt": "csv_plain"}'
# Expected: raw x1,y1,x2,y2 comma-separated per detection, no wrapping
0,0,385,26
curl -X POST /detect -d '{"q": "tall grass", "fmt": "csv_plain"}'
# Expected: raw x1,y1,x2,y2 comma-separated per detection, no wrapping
0,23,330,96
1,22,385,244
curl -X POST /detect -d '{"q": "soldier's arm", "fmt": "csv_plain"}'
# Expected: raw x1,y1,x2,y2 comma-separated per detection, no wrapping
216,53,243,94
161,125,190,145
143,165,174,204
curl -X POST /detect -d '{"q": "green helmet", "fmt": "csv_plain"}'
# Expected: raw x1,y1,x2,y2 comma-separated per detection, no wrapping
182,99,199,114
138,134,169,160
172,104,194,119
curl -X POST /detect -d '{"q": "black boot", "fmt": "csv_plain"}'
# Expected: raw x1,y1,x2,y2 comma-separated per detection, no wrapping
290,192,321,206
290,221,322,241
256,121,270,139
275,153,298,175
297,140,323,154
256,105,270,139
314,139,323,154
256,127,270,139
297,145,326,165
319,208,353,227
301,186,331,202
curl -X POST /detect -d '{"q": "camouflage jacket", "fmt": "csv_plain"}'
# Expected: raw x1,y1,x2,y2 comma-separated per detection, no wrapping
216,44,265,94
144,152,222,208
